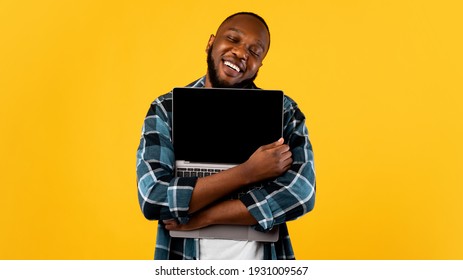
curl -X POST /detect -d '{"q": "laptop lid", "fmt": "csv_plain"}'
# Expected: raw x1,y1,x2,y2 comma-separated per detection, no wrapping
171,87,283,241
172,87,284,166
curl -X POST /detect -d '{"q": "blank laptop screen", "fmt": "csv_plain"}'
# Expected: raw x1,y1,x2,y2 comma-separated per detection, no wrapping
172,87,284,165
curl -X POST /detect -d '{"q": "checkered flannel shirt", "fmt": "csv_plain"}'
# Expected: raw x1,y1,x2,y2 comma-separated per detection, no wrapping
136,77,316,259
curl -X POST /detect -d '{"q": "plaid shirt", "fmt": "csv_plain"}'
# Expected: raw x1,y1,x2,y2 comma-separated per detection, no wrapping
136,77,316,260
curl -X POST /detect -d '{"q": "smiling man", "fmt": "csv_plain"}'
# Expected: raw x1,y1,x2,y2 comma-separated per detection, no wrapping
136,12,316,260
205,13,269,88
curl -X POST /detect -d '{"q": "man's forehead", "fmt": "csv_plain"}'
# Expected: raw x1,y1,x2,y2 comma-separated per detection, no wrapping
216,15,270,46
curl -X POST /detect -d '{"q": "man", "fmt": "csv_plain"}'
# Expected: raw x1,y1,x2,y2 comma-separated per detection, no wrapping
136,12,315,260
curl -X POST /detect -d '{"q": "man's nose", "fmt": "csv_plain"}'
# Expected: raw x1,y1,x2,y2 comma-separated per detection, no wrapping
232,45,248,61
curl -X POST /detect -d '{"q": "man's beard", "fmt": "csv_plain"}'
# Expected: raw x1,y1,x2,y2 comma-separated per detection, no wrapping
207,46,258,88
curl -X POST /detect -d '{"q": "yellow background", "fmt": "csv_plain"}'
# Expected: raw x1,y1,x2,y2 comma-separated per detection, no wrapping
1,0,462,259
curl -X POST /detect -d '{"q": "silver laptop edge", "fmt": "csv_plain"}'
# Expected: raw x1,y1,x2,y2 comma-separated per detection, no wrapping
170,225,279,242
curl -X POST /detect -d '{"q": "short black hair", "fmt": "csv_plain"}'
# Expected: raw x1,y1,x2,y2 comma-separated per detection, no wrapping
220,12,270,49
223,12,269,34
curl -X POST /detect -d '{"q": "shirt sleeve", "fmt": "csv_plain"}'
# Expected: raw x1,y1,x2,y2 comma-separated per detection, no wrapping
136,94,197,224
239,96,316,231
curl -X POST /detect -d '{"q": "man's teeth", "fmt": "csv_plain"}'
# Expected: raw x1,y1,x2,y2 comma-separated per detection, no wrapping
224,61,240,72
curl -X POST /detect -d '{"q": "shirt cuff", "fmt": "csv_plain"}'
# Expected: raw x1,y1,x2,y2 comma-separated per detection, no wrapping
240,190,275,232
167,176,198,224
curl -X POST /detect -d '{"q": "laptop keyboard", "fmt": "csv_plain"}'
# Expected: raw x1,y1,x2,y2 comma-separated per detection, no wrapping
176,167,225,178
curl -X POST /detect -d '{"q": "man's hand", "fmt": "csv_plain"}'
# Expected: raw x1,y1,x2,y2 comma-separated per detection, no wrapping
163,218,203,231
241,137,292,183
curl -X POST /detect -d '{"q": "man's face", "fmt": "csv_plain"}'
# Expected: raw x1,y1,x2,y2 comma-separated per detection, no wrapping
205,14,270,88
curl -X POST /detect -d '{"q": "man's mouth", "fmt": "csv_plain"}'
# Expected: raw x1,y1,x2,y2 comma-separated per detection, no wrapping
224,60,242,73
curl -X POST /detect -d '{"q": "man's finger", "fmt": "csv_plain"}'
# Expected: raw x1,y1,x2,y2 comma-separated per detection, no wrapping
280,149,292,160
275,144,290,153
162,219,177,225
260,137,284,150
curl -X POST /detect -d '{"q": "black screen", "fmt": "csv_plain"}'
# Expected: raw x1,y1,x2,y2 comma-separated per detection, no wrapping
173,87,283,164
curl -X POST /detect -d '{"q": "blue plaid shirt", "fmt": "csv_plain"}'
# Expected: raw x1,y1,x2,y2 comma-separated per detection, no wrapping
136,77,316,259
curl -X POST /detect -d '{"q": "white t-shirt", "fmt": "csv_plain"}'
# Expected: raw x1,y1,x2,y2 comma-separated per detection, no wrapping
199,239,264,260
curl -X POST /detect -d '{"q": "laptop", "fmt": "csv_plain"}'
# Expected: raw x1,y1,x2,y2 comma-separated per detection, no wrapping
170,87,284,242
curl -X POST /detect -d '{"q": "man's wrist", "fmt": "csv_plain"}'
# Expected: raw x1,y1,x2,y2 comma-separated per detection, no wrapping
233,162,255,186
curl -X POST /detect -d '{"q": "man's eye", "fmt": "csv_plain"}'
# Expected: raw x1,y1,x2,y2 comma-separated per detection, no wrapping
227,36,238,42
250,50,260,57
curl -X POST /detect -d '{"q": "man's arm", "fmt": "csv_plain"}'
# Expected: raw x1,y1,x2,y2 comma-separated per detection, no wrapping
164,199,256,231
164,138,293,230
138,94,210,223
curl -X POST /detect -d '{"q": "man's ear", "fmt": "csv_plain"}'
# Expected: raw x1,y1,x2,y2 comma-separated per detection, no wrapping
205,34,215,53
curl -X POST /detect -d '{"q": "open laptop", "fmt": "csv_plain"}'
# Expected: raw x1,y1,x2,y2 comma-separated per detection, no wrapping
170,87,284,242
